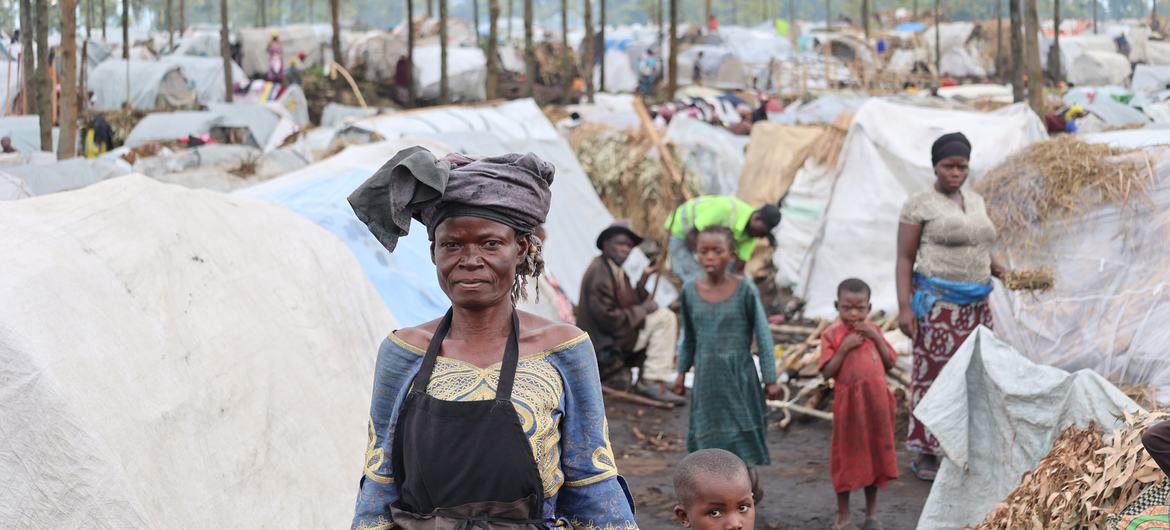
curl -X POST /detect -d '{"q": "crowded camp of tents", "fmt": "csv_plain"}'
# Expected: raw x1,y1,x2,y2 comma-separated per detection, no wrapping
7,0,1170,528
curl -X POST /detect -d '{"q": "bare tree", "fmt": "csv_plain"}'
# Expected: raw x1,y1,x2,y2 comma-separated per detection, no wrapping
221,0,233,102
180,0,186,33
862,0,868,39
1024,0,1043,116
827,0,832,29
166,0,174,49
487,0,498,99
427,0,433,19
560,0,568,103
259,0,267,26
507,0,512,40
59,0,79,158
472,0,479,45
996,0,1003,81
86,0,92,38
101,0,106,39
1092,0,1098,34
330,0,342,66
668,0,676,97
704,0,710,27
440,0,449,102
35,0,50,150
599,0,605,92
407,0,416,105
933,0,940,75
19,0,35,115
121,0,129,59
1010,0,1022,101
584,0,593,102
1050,0,1061,85
524,0,533,97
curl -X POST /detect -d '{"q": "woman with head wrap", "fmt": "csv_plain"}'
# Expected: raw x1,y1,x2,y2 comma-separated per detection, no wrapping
895,132,1008,482
349,147,636,530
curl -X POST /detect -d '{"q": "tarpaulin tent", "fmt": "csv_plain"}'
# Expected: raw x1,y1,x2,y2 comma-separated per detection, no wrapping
1068,50,1132,87
124,111,221,148
796,100,1046,317
237,24,337,77
89,59,198,111
413,45,487,102
0,115,59,153
594,49,638,93
0,157,128,197
914,328,1140,530
925,22,990,77
678,45,749,89
664,115,748,196
1065,89,1151,131
207,102,300,153
244,99,669,326
345,31,407,82
0,171,30,199
736,122,823,207
161,56,249,105
235,80,312,126
0,176,394,527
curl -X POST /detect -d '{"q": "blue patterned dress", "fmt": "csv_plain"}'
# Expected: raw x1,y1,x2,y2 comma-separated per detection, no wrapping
352,333,637,530
678,278,777,466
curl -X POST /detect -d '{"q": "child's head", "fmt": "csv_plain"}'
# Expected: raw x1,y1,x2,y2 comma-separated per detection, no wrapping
835,278,872,324
673,449,755,530
696,225,736,276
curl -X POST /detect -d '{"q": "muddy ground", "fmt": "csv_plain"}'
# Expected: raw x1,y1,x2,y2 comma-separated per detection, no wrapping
605,400,932,530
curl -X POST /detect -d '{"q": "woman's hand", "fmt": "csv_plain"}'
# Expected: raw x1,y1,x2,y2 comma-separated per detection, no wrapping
764,383,782,401
671,373,687,396
898,311,918,340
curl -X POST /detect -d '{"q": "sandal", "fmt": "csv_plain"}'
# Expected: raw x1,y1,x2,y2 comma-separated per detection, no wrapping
910,460,937,482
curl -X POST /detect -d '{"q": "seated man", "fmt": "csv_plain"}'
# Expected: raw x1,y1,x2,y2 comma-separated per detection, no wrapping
664,195,782,287
578,221,684,405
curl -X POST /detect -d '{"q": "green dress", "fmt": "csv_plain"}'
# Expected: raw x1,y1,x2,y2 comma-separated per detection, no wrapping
678,278,777,466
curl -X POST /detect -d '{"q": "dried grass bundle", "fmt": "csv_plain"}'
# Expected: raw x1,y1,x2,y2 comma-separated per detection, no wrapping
1002,268,1056,292
975,411,1170,530
974,135,1154,251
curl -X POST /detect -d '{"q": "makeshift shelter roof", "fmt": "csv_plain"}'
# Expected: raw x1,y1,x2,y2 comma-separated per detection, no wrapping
0,158,128,197
345,32,407,82
1082,125,1170,148
207,102,300,153
665,116,748,196
235,80,312,126
237,24,335,76
915,328,1140,529
736,123,824,208
1068,51,1132,87
160,56,248,105
895,21,926,32
792,100,1047,317
1131,64,1170,97
770,94,867,125
677,45,749,89
1065,89,1151,129
412,45,487,102
246,99,667,326
0,176,394,527
0,171,30,199
320,102,381,128
124,111,221,148
0,115,59,153
90,59,198,111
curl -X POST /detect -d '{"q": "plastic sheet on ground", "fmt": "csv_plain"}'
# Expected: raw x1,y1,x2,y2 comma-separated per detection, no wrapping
0,157,128,197
799,100,1047,317
664,116,747,196
989,150,1170,396
914,327,1141,530
1132,64,1170,96
247,99,673,326
0,175,395,528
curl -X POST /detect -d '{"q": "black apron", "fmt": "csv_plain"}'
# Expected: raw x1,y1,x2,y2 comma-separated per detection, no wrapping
390,309,546,530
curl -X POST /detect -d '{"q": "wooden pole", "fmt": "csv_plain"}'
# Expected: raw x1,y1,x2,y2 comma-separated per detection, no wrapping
487,0,498,99
220,0,233,102
59,0,79,159
440,0,449,103
996,0,1003,81
121,0,129,58
1024,0,1043,116
599,0,605,92
584,0,593,102
1010,0,1023,101
1051,0,1061,85
668,0,676,98
933,0,940,79
634,96,685,192
407,0,416,106
524,0,533,97
561,0,569,103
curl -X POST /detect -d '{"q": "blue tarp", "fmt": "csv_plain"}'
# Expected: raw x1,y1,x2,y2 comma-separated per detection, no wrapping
895,22,926,33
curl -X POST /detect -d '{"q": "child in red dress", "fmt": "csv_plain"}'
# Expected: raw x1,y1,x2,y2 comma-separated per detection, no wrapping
819,278,899,530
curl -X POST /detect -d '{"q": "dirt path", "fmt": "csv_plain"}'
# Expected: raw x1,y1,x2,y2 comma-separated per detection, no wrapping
606,401,932,530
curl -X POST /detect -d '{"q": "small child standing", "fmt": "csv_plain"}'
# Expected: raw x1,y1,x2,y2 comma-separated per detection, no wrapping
673,449,756,530
819,279,899,530
673,225,781,500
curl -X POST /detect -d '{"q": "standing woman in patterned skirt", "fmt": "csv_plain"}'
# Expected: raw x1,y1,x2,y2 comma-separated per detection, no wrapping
895,132,1009,482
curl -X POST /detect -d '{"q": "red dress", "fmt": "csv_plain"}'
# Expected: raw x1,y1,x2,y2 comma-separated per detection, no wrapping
818,319,900,493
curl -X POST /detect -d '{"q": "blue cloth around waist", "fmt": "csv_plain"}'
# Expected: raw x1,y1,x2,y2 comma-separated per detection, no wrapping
911,272,993,319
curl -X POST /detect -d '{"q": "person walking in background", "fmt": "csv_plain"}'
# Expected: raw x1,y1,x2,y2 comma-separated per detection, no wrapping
266,33,284,83
820,279,899,530
896,132,1009,482
692,51,704,86
638,49,661,96
673,225,781,503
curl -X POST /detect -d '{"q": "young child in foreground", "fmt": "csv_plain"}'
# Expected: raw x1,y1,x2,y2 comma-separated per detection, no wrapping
673,448,756,530
672,225,782,500
818,278,899,530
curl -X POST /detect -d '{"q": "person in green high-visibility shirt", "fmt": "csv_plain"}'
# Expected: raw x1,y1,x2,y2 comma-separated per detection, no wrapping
664,196,782,286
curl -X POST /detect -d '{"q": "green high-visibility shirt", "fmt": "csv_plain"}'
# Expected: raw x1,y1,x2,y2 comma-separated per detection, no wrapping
665,195,758,262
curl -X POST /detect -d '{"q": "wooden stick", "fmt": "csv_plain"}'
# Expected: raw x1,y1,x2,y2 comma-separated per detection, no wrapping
602,385,674,409
767,399,833,421
633,95,687,197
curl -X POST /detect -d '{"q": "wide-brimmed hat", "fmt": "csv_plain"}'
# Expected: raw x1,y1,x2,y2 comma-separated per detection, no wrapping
596,219,644,250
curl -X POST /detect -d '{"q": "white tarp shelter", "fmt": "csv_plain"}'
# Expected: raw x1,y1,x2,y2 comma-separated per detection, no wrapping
90,59,197,111
0,115,59,153
124,111,221,148
989,150,1170,396
161,56,249,105
413,46,487,102
796,100,1047,317
678,46,749,89
207,102,300,153
0,175,395,527
915,328,1140,529
237,24,335,77
1068,50,1132,87
0,157,128,197
664,115,748,196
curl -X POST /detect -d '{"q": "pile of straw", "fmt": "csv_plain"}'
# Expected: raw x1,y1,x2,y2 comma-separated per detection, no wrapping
974,135,1154,250
1002,268,1056,292
975,411,1169,530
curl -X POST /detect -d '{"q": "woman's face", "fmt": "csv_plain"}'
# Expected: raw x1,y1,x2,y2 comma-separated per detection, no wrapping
934,155,970,193
432,217,526,309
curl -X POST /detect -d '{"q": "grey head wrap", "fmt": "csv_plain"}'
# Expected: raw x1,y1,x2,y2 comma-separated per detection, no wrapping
347,146,556,253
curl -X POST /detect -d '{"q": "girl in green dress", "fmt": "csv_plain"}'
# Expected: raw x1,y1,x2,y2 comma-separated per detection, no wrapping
672,225,781,500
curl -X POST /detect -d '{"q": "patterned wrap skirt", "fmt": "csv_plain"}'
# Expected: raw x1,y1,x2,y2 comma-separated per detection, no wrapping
907,299,993,455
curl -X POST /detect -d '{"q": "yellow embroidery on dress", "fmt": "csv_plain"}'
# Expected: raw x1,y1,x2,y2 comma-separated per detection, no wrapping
354,515,396,530
364,417,394,484
427,356,565,497
565,417,619,488
569,517,638,530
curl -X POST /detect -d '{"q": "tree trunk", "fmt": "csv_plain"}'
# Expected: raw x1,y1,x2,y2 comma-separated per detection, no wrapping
524,0,533,97
166,0,174,49
507,0,512,40
101,0,106,39
309,0,313,22
86,0,92,38
656,0,663,59
121,0,129,58
427,0,433,19
861,0,868,39
704,0,710,27
668,0,676,98
560,0,568,103
826,0,832,29
59,0,79,159
407,0,416,105
35,0,50,151
487,0,498,99
1092,0,1097,34
19,0,35,115
788,0,796,47
440,0,448,102
1024,0,1043,116
933,0,940,76
180,0,186,33
996,0,1003,81
599,0,605,92
472,0,479,45
912,0,916,20
1051,0,1060,85
1010,0,1023,101
220,0,233,102
259,0,267,26
330,0,342,66
584,0,593,102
